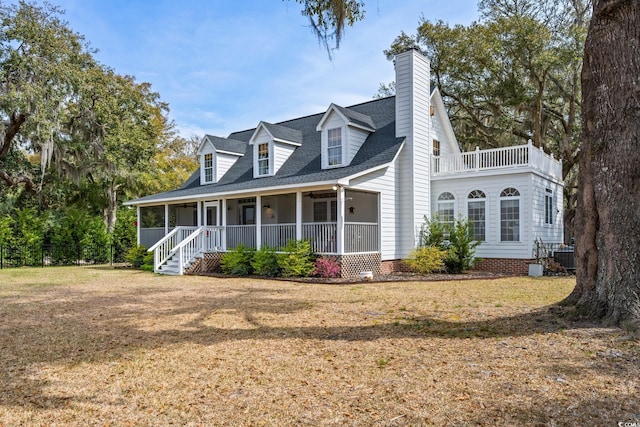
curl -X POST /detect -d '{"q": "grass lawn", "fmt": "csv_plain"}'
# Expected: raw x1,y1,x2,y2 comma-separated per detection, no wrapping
0,267,638,426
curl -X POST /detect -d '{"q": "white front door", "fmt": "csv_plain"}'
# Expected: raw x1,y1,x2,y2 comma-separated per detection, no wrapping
204,202,219,226
204,202,220,251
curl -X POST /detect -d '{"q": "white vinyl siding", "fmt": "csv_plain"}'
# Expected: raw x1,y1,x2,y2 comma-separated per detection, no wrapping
216,152,239,182
273,142,295,174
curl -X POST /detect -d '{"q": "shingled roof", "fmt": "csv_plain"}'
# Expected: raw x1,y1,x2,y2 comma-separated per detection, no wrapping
127,96,403,205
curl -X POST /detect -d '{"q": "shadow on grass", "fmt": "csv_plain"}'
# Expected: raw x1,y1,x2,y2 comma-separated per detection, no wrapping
0,278,619,413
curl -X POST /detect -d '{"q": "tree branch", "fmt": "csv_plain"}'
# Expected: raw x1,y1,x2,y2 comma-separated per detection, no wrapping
0,170,36,192
596,0,626,16
0,112,27,160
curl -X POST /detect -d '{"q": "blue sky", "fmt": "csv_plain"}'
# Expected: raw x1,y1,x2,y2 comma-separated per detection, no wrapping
47,0,478,138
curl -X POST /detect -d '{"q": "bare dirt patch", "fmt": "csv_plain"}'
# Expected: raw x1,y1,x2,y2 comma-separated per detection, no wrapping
0,267,638,426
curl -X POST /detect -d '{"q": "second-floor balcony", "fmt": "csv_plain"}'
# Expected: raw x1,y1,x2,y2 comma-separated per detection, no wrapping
432,142,562,180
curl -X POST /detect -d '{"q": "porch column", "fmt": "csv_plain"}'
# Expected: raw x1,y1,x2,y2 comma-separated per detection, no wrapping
256,195,262,250
197,200,202,226
136,205,141,245
164,204,169,235
337,186,345,254
296,191,302,240
221,199,227,251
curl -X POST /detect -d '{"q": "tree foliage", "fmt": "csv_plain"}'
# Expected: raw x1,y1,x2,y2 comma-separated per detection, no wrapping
0,1,170,232
290,0,365,58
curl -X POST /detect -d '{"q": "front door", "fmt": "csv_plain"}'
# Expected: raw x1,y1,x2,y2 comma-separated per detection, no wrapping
204,202,220,251
205,202,218,226
242,205,256,225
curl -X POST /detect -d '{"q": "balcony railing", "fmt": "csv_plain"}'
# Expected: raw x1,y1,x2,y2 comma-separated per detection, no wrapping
204,226,225,251
433,142,562,179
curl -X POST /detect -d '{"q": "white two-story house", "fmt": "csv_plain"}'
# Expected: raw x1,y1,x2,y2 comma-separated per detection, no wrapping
126,49,564,277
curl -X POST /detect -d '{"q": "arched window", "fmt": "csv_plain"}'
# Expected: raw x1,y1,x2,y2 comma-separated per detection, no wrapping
436,192,455,229
467,190,486,241
500,187,520,242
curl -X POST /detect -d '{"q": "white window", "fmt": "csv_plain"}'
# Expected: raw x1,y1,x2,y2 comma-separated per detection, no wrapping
327,128,342,166
500,187,520,242
467,190,486,241
437,192,455,228
258,143,269,176
544,188,554,225
203,153,213,183
313,200,337,222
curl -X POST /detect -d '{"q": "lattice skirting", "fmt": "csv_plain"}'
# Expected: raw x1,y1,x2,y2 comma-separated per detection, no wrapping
185,252,223,275
323,253,382,279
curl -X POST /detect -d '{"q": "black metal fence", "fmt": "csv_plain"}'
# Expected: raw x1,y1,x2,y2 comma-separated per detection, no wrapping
0,242,129,269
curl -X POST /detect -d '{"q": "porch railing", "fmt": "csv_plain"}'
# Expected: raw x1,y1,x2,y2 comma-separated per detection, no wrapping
227,225,256,249
433,142,562,179
303,222,337,254
204,226,225,251
261,224,296,249
345,222,379,253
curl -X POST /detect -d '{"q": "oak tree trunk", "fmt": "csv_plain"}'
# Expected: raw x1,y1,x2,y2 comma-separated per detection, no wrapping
564,0,640,328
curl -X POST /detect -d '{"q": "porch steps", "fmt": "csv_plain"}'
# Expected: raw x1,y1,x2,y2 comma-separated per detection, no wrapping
157,256,191,275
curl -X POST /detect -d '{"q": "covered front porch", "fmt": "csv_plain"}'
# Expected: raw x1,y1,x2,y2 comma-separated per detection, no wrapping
138,188,380,274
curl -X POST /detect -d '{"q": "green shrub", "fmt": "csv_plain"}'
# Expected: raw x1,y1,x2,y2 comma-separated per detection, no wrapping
112,207,137,262
251,245,280,277
443,217,480,273
278,239,315,277
220,244,254,275
404,246,446,274
126,244,148,268
141,251,155,271
417,215,480,274
81,216,110,263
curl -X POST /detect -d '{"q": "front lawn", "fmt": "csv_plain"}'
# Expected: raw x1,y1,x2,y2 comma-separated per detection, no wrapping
0,267,637,426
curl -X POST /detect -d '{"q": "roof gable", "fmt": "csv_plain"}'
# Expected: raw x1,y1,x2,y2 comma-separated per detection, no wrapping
197,135,246,156
316,103,376,132
249,122,303,146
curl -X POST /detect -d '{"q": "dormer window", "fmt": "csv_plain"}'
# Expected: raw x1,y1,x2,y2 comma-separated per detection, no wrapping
317,104,375,170
203,153,214,183
258,143,270,176
327,128,343,166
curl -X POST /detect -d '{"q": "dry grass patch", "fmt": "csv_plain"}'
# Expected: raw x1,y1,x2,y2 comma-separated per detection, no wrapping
0,267,638,426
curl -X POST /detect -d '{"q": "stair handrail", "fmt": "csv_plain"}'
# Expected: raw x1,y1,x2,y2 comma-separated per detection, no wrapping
172,226,205,275
148,227,183,273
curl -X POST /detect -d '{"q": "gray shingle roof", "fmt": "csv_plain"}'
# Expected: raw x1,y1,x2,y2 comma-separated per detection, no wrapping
203,135,246,155
128,96,403,204
259,122,303,145
332,104,376,131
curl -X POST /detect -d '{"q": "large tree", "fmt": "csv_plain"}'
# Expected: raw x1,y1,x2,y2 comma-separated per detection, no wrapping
0,1,169,231
564,0,640,329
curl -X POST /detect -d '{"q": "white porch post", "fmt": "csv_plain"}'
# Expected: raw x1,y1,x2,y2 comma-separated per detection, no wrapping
164,204,169,235
197,200,202,226
256,195,262,250
221,199,227,251
136,206,141,245
296,191,302,240
337,186,345,254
